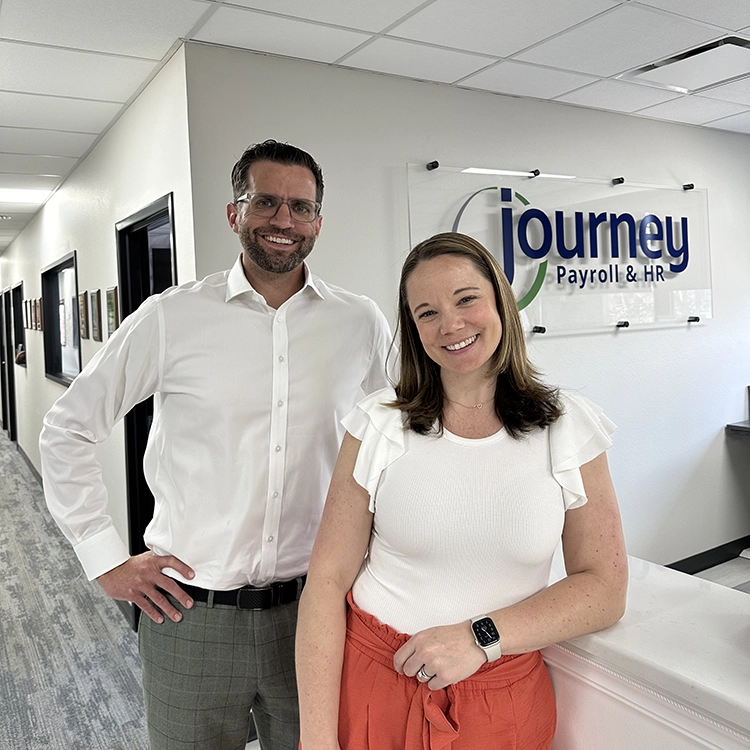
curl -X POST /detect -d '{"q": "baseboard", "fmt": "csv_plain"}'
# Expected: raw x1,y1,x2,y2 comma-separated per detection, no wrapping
667,535,750,575
16,443,42,486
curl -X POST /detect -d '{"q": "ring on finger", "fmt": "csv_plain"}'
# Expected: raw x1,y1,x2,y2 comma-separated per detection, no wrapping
416,666,435,683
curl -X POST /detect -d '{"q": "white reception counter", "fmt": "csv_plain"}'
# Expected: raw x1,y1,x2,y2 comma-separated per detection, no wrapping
543,556,750,749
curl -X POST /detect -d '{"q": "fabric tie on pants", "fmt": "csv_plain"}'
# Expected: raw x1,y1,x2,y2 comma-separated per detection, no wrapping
340,591,556,750
405,682,458,750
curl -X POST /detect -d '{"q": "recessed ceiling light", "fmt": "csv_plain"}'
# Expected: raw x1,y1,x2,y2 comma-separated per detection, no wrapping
0,188,51,204
622,37,750,94
0,215,12,220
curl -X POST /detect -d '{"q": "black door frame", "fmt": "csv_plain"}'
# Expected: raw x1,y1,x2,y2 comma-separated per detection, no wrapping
1,291,9,433
2,288,17,441
115,194,177,630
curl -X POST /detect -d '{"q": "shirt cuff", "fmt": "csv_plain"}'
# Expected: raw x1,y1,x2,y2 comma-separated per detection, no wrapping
73,526,131,581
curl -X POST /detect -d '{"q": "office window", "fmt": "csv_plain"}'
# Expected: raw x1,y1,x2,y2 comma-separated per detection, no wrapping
41,252,81,386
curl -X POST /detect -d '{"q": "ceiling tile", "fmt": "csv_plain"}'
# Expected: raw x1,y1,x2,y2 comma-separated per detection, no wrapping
0,91,121,133
556,79,682,113
0,202,38,215
0,153,77,176
699,75,750,106
0,174,61,190
0,41,157,102
192,6,370,63
342,37,495,84
0,0,210,59
635,0,750,31
226,0,427,31
460,61,596,99
388,0,617,58
0,127,96,158
705,109,750,133
517,5,720,77
635,94,749,124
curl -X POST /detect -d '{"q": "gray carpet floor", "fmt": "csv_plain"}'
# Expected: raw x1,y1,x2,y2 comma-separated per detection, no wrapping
0,431,148,749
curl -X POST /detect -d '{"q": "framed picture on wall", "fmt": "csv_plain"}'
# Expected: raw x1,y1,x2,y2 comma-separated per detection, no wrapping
78,291,89,339
29,300,35,330
24,300,29,329
106,286,119,336
35,298,42,330
41,252,81,385
91,289,102,342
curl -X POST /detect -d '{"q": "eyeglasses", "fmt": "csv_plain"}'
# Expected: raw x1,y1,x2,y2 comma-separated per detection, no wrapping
235,193,321,223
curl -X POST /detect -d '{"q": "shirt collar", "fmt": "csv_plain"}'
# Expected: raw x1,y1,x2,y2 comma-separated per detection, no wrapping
225,254,325,303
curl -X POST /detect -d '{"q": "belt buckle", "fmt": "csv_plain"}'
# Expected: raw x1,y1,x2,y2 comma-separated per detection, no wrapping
236,585,275,610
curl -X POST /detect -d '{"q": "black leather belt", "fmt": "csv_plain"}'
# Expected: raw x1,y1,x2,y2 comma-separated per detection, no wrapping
179,575,306,610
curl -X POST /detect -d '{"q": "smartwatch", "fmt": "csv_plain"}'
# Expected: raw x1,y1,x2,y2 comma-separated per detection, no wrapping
471,615,502,662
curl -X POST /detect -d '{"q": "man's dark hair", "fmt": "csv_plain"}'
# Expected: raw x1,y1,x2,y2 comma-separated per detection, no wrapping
231,139,324,205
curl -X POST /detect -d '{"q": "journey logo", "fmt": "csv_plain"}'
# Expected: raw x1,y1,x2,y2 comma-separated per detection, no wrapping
454,186,690,309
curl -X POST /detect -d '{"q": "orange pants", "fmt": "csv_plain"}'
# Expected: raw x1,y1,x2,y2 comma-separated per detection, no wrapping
339,593,556,749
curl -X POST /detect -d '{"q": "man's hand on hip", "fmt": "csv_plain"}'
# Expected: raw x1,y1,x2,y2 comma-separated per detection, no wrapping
97,551,196,624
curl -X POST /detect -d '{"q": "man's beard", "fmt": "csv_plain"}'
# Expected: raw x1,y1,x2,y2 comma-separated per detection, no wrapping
239,225,316,275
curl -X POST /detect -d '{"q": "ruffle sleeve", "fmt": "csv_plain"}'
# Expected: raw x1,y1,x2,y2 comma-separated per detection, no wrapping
341,386,406,512
550,391,616,510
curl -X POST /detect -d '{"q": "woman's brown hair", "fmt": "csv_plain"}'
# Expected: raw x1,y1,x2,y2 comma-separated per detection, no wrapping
390,232,561,438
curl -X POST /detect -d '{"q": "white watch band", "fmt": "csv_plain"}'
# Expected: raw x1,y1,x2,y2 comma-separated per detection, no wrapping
471,615,502,662
482,640,502,662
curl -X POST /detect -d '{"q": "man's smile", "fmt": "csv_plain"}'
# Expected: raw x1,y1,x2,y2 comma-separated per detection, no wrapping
261,234,296,246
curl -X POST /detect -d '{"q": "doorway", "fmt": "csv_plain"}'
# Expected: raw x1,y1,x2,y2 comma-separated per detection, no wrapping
2,289,17,441
115,194,177,630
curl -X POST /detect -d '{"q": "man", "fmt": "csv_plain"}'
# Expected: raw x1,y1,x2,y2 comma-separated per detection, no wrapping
40,140,393,750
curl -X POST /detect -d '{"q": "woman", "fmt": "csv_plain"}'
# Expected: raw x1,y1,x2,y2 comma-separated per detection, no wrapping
296,232,627,749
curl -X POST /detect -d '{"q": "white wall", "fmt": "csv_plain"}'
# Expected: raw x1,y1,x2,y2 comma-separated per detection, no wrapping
183,42,750,564
0,46,195,546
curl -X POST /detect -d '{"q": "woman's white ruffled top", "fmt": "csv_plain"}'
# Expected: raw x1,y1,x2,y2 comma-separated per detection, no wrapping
342,386,616,512
343,386,616,633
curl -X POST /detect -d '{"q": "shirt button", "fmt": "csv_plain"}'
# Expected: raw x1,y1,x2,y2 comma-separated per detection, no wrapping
272,492,279,498
267,536,274,542
275,445,282,452
277,400,283,407
278,355,284,362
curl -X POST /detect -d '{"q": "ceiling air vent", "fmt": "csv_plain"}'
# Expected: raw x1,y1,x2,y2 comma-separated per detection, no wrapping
620,37,750,94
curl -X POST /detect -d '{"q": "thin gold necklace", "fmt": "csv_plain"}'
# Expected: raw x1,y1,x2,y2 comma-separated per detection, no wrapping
445,397,487,410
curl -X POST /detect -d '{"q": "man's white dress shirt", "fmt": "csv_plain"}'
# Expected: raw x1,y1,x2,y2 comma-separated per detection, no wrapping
40,255,393,589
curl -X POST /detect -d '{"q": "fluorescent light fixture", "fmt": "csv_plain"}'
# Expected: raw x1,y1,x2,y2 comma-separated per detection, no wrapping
0,188,51,203
637,45,750,91
624,38,750,94
462,168,576,179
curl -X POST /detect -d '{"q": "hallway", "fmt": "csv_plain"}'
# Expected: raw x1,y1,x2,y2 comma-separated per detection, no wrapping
0,432,147,749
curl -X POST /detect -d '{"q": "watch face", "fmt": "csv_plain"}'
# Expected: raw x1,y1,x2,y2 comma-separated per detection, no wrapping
472,617,499,647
